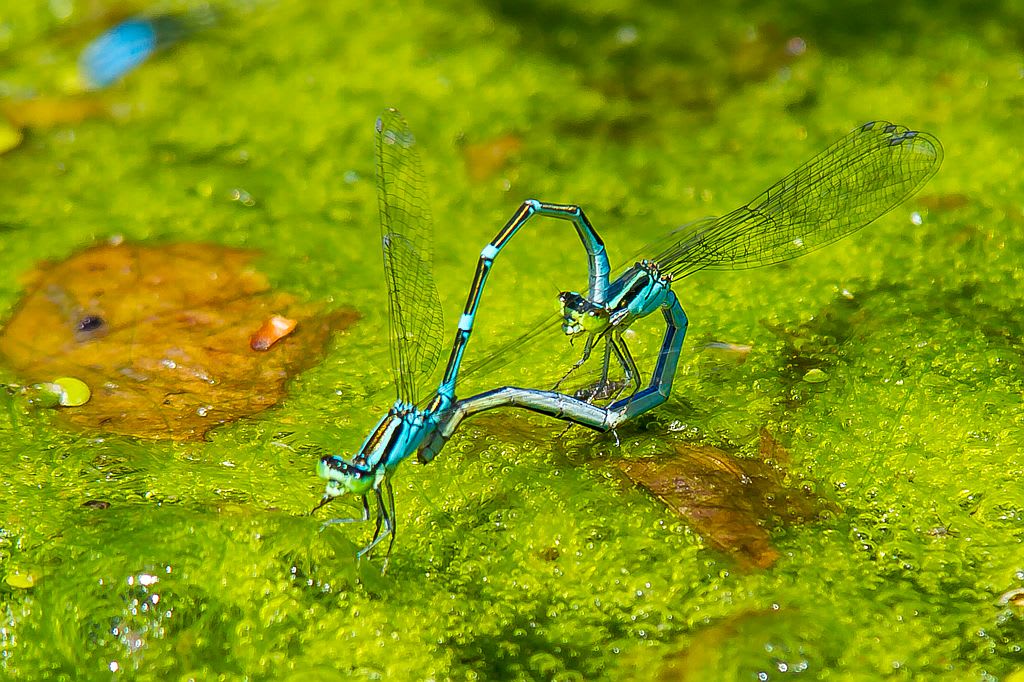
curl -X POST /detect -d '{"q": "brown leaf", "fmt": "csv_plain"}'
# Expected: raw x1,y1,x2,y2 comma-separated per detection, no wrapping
917,193,970,211
463,134,522,182
616,430,830,570
0,242,358,440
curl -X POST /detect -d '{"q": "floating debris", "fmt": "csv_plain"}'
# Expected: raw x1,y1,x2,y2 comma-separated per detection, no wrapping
463,134,522,182
250,315,298,351
802,368,828,383
0,242,358,440
4,568,38,590
26,376,93,407
616,430,833,569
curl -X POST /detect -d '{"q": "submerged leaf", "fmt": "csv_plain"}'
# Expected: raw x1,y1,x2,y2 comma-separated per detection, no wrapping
616,430,832,570
0,242,358,440
462,134,522,182
645,609,780,681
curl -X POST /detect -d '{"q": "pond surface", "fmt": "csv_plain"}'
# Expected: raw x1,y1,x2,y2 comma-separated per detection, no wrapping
1,0,1022,679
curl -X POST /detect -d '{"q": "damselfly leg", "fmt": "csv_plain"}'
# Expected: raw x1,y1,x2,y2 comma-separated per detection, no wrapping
357,479,397,559
553,335,597,392
570,333,641,402
311,481,397,559
315,494,371,527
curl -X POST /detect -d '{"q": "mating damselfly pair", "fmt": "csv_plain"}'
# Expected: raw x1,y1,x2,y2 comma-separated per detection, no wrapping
313,109,943,559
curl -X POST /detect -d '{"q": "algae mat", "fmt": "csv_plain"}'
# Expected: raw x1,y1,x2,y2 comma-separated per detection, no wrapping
1,0,1022,679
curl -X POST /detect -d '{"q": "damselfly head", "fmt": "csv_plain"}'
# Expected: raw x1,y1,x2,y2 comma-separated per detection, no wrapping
317,455,376,497
558,291,609,336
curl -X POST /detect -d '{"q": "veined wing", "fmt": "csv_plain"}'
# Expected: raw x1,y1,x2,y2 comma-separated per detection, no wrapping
376,108,444,405
454,308,566,388
653,121,943,279
443,122,943,397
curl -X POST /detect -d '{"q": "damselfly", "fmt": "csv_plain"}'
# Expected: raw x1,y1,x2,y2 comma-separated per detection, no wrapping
314,110,646,559
457,121,943,422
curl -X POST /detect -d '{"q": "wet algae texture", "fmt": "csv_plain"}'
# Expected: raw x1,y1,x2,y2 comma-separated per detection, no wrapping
1,0,1023,679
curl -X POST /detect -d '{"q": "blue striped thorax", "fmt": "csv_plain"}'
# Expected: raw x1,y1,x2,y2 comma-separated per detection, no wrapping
558,260,673,336
318,398,449,500
617,260,673,319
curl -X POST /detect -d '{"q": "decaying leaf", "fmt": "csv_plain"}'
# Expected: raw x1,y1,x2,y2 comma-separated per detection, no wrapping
0,241,358,440
462,134,522,182
616,429,832,570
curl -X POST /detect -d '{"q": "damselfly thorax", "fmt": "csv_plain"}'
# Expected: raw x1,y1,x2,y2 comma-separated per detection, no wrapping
559,259,674,338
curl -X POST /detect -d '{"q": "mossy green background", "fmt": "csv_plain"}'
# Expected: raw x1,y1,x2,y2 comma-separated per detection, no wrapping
1,0,1023,679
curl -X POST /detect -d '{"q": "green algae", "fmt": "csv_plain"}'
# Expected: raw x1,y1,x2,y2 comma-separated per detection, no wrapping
1,0,1023,679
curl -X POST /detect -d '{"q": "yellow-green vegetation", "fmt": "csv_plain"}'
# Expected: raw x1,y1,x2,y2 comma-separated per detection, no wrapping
1,0,1022,679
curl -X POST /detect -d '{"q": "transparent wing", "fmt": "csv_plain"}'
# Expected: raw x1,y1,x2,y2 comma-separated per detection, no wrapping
445,121,943,401
455,309,565,387
376,108,444,405
653,121,944,279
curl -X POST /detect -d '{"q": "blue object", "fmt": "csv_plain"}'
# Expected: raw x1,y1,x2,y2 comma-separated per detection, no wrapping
314,109,464,560
79,14,196,88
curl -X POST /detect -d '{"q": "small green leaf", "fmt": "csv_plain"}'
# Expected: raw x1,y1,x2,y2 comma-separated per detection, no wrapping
53,376,91,406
